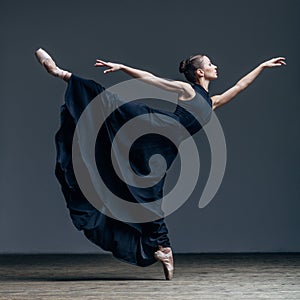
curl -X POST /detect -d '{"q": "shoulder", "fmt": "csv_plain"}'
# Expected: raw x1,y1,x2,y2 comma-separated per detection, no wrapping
177,82,196,101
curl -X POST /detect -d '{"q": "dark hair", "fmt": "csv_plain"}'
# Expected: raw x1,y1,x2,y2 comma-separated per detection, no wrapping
179,54,205,83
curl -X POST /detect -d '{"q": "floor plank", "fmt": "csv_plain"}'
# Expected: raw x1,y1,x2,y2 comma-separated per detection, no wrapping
0,254,299,299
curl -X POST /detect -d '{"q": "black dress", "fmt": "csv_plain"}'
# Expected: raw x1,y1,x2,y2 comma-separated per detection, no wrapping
55,74,212,266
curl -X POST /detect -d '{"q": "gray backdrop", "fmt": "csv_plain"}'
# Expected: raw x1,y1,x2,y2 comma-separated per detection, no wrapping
1,0,299,253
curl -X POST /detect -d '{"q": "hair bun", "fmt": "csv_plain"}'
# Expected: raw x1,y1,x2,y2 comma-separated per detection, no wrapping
179,59,188,73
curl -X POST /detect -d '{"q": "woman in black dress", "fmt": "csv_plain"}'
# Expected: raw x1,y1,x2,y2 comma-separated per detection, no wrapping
35,48,285,280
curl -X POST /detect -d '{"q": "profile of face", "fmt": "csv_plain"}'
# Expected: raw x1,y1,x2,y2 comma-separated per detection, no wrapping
197,56,218,81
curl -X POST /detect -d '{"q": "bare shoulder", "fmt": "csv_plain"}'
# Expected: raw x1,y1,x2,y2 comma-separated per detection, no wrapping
177,82,196,101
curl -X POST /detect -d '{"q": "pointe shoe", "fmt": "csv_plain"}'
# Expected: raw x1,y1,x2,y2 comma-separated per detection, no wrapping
154,247,174,280
35,48,69,80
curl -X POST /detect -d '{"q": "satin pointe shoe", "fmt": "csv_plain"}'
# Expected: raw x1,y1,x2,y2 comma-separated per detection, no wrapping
154,247,174,280
35,48,69,80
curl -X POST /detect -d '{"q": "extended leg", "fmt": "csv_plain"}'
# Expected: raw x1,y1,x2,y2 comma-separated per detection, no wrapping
35,48,72,82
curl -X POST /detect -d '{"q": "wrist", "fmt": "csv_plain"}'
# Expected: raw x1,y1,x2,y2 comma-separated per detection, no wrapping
120,64,127,70
259,62,267,69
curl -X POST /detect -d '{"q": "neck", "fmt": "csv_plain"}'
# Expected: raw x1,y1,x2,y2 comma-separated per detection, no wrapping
196,78,210,92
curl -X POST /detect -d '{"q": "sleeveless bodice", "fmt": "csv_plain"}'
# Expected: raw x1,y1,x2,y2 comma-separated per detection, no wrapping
174,84,213,135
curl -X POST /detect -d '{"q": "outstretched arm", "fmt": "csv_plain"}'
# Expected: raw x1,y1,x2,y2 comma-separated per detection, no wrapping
94,59,195,100
211,57,286,110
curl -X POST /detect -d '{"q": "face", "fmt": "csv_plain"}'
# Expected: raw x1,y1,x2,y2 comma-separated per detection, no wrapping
199,56,218,80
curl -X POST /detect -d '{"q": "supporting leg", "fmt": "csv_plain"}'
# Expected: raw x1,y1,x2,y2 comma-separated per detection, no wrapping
154,246,174,280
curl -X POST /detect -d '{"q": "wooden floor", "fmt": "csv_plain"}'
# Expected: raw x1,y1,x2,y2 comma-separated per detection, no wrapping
0,254,299,299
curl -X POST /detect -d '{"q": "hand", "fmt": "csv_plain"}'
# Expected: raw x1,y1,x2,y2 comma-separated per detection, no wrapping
260,57,286,68
94,59,123,74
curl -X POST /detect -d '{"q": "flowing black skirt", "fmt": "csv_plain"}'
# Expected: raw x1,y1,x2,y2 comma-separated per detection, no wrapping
54,74,182,267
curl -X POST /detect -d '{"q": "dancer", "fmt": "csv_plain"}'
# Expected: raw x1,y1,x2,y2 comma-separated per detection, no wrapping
35,48,285,280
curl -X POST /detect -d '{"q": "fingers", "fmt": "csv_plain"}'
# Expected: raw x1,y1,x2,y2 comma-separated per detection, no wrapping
273,57,286,65
261,56,287,68
94,59,116,74
265,57,286,67
94,59,109,67
274,60,286,66
96,59,107,64
103,69,113,74
278,59,286,65
94,62,104,67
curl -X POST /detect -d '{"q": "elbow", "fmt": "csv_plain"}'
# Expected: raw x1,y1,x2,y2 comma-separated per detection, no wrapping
235,81,248,91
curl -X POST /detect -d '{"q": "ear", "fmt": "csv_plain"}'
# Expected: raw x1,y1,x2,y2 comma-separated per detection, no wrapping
196,68,204,77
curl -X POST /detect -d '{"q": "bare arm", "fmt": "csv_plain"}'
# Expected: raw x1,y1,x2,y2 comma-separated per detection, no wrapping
94,59,195,100
211,57,286,110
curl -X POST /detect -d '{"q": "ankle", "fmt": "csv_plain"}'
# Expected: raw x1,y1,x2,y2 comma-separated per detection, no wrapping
158,245,172,254
47,65,70,81
62,71,72,82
